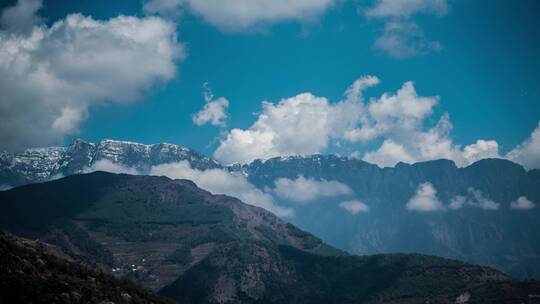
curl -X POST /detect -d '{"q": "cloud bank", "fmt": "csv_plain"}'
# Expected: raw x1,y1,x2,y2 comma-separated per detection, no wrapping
214,75,507,168
0,0,184,151
144,0,335,31
83,159,139,175
150,161,293,217
407,184,501,212
214,76,379,164
448,188,500,211
270,176,352,203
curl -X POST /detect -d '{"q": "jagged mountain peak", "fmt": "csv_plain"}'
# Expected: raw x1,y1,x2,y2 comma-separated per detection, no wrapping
0,139,221,187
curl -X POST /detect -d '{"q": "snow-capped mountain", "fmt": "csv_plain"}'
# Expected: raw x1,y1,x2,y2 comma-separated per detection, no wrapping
0,139,220,187
2,140,540,280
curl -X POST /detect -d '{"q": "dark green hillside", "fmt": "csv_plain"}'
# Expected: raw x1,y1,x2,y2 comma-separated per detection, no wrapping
0,172,340,292
0,232,172,304
1,172,540,303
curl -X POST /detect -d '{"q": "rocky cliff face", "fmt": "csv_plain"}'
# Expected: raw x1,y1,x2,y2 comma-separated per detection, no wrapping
1,172,539,304
234,155,540,279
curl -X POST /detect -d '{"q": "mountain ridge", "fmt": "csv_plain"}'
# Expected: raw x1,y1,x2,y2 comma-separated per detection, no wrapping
1,139,540,280
1,139,535,190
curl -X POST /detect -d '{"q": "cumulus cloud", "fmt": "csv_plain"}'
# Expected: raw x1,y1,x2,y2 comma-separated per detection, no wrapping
363,139,416,167
214,76,379,164
192,84,229,127
363,0,449,59
0,0,42,34
449,188,500,211
213,76,503,167
83,159,139,175
506,122,540,170
339,200,369,214
359,84,500,167
270,176,352,203
463,140,500,164
0,2,183,151
150,161,293,217
510,196,536,210
406,182,444,211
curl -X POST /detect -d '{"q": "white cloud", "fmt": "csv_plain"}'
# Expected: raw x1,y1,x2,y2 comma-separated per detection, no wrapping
192,84,229,127
213,76,503,167
359,87,501,167
365,0,448,19
463,140,500,164
0,5,184,151
150,161,293,217
468,188,500,210
143,0,183,18
406,182,445,211
510,196,536,210
83,159,139,175
448,195,465,210
0,0,42,34
373,21,442,59
270,175,352,203
363,139,415,167
449,188,500,211
214,76,378,164
185,0,335,32
506,122,540,170
363,0,449,59
339,200,369,214
143,0,335,31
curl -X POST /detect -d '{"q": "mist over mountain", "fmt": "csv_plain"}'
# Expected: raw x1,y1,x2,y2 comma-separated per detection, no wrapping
1,171,540,304
1,139,540,280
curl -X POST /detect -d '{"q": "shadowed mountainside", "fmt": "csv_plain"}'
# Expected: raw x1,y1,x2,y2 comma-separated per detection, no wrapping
1,172,540,303
236,156,540,279
0,231,172,304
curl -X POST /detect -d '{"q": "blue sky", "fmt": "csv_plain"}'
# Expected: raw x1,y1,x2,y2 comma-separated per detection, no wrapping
1,0,539,168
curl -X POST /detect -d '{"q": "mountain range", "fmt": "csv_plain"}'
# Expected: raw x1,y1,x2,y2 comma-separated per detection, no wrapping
1,172,540,303
1,139,539,280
